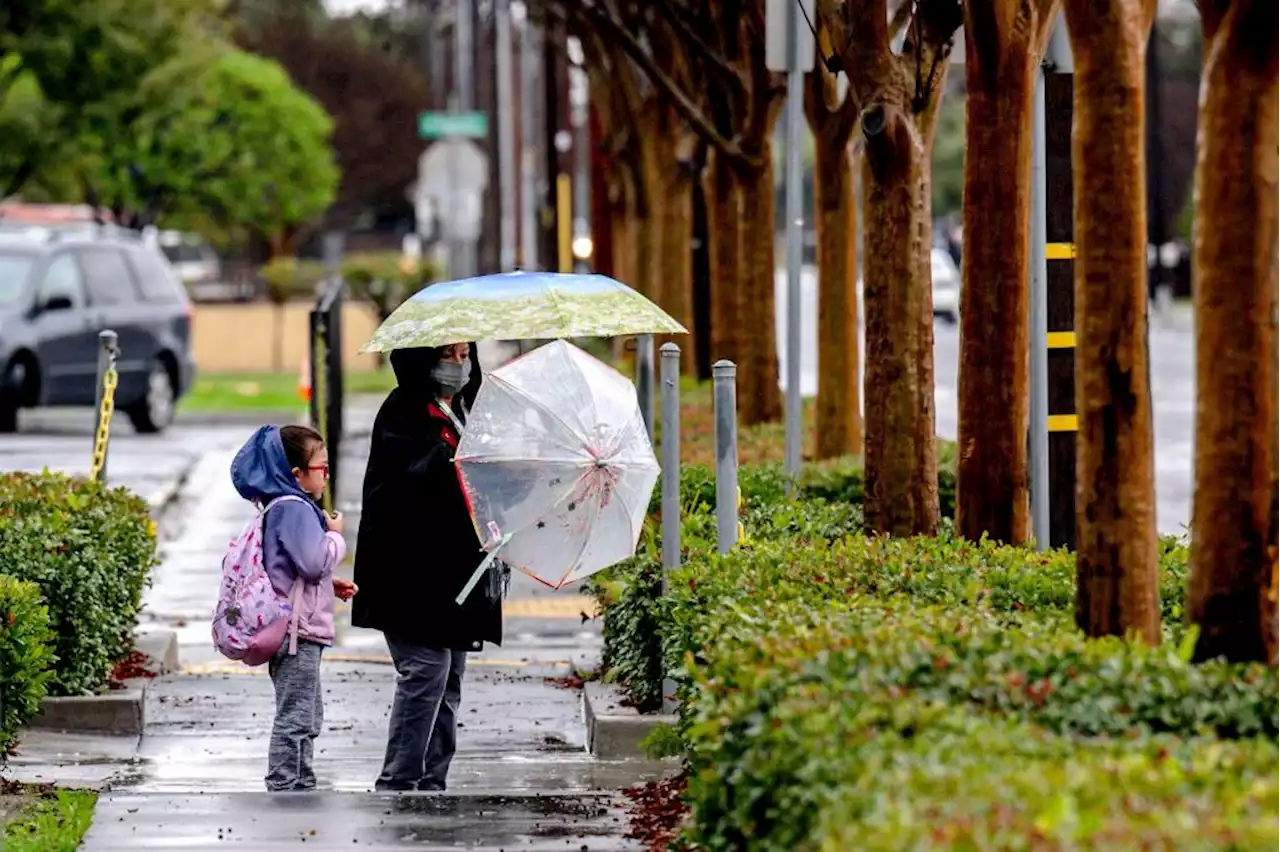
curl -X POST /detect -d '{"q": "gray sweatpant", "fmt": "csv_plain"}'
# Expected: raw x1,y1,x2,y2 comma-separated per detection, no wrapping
375,637,467,791
265,638,324,791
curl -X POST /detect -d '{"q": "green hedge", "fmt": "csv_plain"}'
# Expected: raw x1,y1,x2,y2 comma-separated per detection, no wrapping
588,463,1278,848
0,472,158,696
681,604,1278,850
0,574,54,758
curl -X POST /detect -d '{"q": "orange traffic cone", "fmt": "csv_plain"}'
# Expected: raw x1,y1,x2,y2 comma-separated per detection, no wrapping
297,357,311,403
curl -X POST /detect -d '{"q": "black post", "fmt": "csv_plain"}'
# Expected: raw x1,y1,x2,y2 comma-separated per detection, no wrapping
1044,70,1077,551
1145,24,1168,301
542,19,571,272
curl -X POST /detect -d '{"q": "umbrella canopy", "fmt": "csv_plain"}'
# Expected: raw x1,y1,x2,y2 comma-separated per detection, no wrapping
454,339,659,590
360,270,687,353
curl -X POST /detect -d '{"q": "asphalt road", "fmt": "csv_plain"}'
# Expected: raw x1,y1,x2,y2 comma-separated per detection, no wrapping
1,304,1195,534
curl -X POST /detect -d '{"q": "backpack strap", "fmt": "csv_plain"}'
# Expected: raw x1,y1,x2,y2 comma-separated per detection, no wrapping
261,495,312,657
286,578,304,656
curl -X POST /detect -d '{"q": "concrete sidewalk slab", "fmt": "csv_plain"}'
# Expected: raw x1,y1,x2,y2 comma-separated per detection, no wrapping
84,791,637,850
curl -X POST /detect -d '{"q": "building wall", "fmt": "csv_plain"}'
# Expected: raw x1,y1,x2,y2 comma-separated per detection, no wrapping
191,301,382,374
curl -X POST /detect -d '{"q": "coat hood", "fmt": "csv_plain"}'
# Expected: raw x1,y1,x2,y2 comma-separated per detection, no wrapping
389,342,483,407
230,425,325,519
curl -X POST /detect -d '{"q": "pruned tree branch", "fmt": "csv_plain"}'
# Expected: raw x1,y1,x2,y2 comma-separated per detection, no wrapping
902,0,963,113
652,0,748,104
566,0,761,170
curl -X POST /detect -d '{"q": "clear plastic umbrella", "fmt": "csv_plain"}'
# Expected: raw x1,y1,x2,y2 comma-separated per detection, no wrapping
452,340,659,598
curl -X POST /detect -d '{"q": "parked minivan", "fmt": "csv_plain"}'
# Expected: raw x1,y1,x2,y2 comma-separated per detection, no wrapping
0,225,196,433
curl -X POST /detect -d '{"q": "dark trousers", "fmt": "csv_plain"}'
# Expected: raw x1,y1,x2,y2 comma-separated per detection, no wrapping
266,639,324,791
375,636,467,791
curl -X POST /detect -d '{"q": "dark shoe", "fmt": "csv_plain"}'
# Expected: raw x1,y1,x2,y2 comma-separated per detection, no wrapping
416,781,446,792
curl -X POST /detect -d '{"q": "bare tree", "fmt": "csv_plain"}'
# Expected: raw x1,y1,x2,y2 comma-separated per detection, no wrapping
954,0,1061,544
817,0,962,535
1187,0,1278,663
1062,0,1161,643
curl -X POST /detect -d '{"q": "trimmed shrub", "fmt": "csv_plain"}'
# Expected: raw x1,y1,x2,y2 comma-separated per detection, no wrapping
681,604,1278,850
0,574,54,758
0,472,158,696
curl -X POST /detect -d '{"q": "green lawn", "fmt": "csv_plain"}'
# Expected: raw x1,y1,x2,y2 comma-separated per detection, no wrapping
1,785,97,852
180,370,398,413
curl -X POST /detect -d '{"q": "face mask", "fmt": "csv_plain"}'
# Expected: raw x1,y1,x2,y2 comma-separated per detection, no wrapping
432,358,471,394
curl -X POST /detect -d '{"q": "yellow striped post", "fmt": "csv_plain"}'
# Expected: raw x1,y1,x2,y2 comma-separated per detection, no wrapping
1045,71,1076,549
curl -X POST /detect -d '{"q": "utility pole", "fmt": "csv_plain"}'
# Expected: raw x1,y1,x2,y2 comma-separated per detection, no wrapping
495,0,517,271
452,0,477,279
517,2,539,270
766,0,814,493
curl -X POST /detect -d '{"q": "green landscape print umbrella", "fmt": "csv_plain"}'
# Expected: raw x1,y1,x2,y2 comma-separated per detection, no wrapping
360,270,688,352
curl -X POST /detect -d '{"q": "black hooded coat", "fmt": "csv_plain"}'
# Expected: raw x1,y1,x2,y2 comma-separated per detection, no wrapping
351,343,502,650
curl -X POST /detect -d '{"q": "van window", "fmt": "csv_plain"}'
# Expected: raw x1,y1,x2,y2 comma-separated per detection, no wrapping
0,251,36,306
78,248,137,305
37,253,86,308
126,246,184,303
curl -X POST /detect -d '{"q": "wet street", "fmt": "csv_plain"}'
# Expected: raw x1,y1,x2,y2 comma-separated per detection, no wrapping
775,269,1196,533
5,396,669,850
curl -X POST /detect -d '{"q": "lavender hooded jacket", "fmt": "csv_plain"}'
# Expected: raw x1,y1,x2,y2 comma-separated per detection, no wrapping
230,425,346,646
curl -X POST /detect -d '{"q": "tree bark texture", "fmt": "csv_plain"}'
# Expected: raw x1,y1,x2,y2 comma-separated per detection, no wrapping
955,0,1057,545
654,110,696,370
737,149,784,426
1187,0,1279,664
806,60,863,461
706,151,744,369
813,138,862,458
860,104,940,536
1063,0,1161,645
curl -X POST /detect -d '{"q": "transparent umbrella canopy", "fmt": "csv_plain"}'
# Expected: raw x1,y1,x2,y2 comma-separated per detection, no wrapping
454,339,660,591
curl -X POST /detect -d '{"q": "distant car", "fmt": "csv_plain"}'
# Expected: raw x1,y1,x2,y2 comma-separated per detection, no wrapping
0,225,196,433
931,247,961,324
154,229,221,287
854,247,962,324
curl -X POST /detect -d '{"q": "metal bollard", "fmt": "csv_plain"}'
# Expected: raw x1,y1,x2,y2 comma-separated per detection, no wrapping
90,330,119,484
635,334,655,444
713,360,739,555
659,343,681,574
659,343,681,714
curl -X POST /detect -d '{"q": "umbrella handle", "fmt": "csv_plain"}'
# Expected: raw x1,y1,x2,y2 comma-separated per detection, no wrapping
455,534,512,606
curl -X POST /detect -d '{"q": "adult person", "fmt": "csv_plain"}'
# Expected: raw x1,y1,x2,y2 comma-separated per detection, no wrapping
351,341,503,792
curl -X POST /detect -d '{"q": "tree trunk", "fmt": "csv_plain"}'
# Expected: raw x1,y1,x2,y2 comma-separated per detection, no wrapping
860,105,940,536
1064,0,1161,644
655,124,695,371
956,40,1036,544
706,152,744,369
813,136,862,459
1187,0,1278,664
737,153,783,426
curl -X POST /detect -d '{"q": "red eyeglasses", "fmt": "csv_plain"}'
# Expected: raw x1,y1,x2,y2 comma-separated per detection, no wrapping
307,463,330,478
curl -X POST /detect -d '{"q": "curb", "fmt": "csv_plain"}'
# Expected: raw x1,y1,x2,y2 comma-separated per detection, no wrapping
32,681,148,736
582,681,677,759
133,628,181,675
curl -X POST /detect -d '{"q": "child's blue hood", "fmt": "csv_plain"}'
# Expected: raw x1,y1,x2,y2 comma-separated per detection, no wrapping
231,425,323,516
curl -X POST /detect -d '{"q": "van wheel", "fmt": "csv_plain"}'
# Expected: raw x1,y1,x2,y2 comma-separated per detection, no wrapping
126,361,175,434
0,359,29,433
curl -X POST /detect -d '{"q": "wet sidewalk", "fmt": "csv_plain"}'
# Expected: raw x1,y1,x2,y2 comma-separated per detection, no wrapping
9,382,672,849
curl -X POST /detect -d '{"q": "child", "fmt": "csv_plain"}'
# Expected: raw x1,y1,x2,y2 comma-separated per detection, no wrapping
230,424,358,792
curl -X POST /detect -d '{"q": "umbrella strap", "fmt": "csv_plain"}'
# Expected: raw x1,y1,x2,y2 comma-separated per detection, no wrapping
456,534,512,606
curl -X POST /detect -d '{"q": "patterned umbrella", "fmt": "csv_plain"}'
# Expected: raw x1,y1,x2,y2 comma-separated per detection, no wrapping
360,270,687,353
450,340,659,601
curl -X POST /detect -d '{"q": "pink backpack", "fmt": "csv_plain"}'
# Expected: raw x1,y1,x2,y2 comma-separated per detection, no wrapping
212,495,306,666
